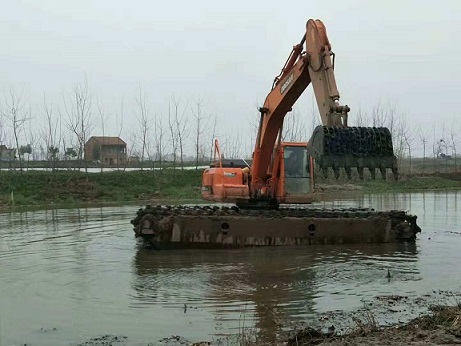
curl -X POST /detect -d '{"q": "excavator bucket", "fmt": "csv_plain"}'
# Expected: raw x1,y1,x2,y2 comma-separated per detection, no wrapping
307,125,398,180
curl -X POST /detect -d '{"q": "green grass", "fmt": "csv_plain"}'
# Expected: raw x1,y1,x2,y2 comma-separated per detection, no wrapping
0,169,203,209
360,174,461,193
1,169,460,211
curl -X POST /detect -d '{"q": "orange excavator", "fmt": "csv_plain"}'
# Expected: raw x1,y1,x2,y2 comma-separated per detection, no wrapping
131,19,420,249
201,19,397,209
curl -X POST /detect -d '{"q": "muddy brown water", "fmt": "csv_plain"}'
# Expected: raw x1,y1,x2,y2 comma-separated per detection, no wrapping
0,192,460,345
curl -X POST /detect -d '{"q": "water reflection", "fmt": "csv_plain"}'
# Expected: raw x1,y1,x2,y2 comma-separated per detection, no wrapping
132,241,419,342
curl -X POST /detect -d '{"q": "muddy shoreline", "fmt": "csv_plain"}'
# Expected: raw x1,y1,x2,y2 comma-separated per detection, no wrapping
288,305,461,346
62,293,460,346
65,306,461,346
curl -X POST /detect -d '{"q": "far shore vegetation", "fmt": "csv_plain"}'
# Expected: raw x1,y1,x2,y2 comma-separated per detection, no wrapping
1,160,460,211
0,168,202,211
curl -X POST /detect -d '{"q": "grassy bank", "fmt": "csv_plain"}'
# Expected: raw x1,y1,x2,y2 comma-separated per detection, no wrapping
0,169,203,209
316,171,461,193
1,169,461,210
360,173,461,193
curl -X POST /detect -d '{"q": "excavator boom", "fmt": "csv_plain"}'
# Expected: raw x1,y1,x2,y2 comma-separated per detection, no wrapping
252,19,397,197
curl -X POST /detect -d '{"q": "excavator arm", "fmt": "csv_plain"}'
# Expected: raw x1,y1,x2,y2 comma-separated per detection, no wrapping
252,19,349,190
251,19,397,199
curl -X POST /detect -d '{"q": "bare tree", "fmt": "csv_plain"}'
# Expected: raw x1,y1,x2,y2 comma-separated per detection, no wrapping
198,142,208,163
167,101,178,171
365,101,409,169
122,131,137,172
135,86,150,172
2,88,30,173
0,106,6,147
25,129,38,164
47,145,59,170
437,125,450,172
38,143,47,162
209,114,218,163
64,78,93,175
432,135,443,173
192,97,209,170
168,96,189,170
418,126,429,173
173,97,189,169
17,120,37,169
97,100,107,173
355,108,368,127
0,107,16,170
450,122,458,172
154,116,165,170
370,102,387,127
223,133,243,159
282,107,307,142
393,115,410,168
369,101,400,142
114,96,125,170
42,98,61,172
403,126,414,173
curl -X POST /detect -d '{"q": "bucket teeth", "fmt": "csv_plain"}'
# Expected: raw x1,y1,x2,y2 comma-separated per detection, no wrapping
307,125,398,180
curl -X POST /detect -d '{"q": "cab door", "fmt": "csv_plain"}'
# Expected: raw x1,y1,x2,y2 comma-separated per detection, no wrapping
279,145,313,203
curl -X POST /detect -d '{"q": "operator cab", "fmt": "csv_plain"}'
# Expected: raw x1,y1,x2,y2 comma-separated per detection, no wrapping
281,144,313,200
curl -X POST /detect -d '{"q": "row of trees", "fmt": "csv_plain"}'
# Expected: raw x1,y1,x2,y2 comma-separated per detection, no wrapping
0,83,459,174
0,83,93,172
355,101,459,172
0,82,220,172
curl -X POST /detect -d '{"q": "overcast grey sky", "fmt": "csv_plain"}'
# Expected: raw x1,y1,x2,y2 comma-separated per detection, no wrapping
1,0,460,156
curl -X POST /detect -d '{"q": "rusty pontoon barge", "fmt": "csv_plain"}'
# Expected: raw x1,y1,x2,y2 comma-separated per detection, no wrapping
131,205,420,249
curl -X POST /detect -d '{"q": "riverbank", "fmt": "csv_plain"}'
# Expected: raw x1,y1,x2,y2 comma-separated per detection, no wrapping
0,169,203,210
1,170,461,211
206,293,461,346
72,300,461,346
316,171,461,193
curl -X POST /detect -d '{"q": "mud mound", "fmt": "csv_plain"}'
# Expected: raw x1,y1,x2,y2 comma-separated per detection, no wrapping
435,172,461,182
74,334,127,345
315,183,364,192
45,177,105,201
287,305,461,346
